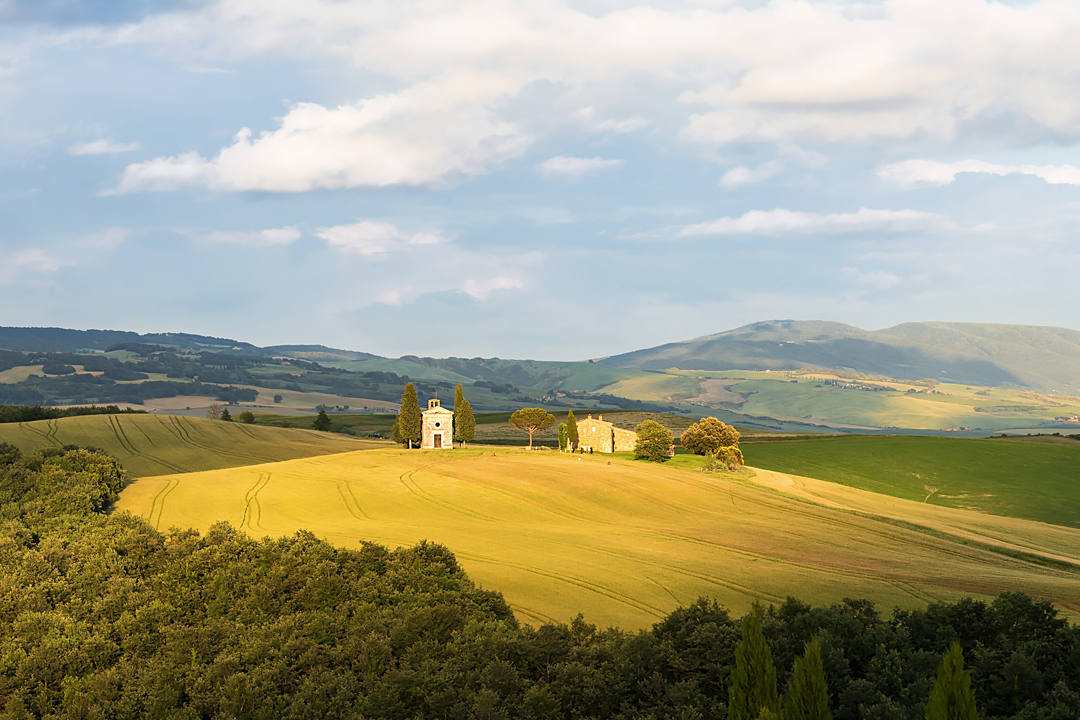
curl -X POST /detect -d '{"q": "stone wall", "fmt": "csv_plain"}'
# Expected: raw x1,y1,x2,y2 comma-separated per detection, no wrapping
576,414,635,453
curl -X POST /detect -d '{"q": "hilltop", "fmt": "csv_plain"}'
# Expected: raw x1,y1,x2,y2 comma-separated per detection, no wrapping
600,320,1080,393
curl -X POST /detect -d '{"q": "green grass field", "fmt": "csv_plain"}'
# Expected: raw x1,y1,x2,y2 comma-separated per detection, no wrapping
744,435,1080,527
0,414,384,477
115,447,1080,629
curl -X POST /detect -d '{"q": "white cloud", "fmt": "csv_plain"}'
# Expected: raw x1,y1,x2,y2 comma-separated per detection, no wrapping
720,162,781,189
205,226,301,247
842,266,904,290
461,274,525,300
537,155,622,179
316,220,448,256
69,139,140,156
677,208,942,237
878,159,1080,188
112,74,530,193
80,227,133,250
0,248,65,284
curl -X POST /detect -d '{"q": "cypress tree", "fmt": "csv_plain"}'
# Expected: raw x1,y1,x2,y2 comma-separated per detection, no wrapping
729,603,780,720
783,637,831,720
313,409,332,432
220,407,232,422
566,410,579,450
925,643,978,720
391,421,402,445
453,384,476,447
398,383,422,449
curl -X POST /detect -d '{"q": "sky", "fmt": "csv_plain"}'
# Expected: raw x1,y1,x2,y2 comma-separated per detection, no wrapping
1,0,1079,359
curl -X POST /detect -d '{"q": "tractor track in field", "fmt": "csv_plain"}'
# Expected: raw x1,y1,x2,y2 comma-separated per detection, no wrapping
462,476,599,524
398,467,499,522
240,473,272,532
19,421,60,447
147,476,181,529
645,576,682,605
110,416,188,475
457,550,667,619
336,479,370,520
45,419,59,444
509,603,560,626
640,528,941,605
155,416,259,464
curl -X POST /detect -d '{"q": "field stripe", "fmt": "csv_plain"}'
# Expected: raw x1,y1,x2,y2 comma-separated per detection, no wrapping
399,468,499,522
240,473,272,531
148,476,181,529
19,421,61,447
336,480,370,520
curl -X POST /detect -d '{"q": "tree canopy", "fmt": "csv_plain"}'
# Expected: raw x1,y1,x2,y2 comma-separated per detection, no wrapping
398,382,422,448
681,416,741,455
453,384,476,447
313,408,332,431
508,408,556,448
634,419,673,461
926,643,978,720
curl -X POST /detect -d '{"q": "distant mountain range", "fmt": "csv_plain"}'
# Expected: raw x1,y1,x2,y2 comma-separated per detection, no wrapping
600,320,1080,393
4,320,1080,394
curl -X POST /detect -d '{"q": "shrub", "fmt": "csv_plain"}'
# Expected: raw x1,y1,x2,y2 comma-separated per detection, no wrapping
635,419,674,462
237,410,255,424
703,446,744,472
681,416,740,455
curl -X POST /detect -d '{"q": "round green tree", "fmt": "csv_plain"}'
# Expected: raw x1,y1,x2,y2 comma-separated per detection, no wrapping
508,408,556,449
634,420,673,462
681,416,740,455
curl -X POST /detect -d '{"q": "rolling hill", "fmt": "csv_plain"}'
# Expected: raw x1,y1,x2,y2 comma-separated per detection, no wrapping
115,447,1080,628
0,414,384,477
600,320,1080,393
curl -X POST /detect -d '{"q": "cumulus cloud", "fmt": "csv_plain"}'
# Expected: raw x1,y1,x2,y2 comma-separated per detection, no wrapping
0,248,66,284
69,138,140,155
537,155,622,179
316,220,447,256
677,208,942,237
205,226,301,247
111,74,530,193
878,159,1080,188
720,162,782,189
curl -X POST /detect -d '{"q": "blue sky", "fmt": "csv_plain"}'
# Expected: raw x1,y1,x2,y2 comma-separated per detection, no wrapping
2,0,1079,359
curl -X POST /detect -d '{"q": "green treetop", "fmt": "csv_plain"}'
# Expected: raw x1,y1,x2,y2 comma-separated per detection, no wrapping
728,602,780,720
681,416,740,455
558,423,569,451
783,636,831,720
925,643,978,720
566,410,579,449
508,408,556,449
220,407,232,422
634,420,673,462
453,384,476,447
313,409,332,432
398,383,422,449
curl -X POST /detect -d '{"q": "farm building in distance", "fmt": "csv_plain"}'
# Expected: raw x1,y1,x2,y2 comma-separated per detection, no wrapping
421,398,453,449
576,414,636,453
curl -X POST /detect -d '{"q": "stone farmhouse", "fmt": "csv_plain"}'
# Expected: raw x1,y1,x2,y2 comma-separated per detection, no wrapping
421,398,454,449
576,414,636,453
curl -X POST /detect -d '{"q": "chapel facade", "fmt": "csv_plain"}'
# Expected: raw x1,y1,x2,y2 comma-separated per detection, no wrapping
421,398,454,449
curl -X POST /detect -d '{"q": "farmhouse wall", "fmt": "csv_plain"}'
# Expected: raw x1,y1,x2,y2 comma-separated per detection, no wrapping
576,414,635,453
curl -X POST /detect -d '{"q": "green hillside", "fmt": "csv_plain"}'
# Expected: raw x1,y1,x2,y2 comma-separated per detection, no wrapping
601,320,1080,393
744,434,1080,527
0,414,383,477
116,447,1080,628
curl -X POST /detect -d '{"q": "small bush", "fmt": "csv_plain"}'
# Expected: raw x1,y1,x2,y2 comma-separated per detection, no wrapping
703,446,744,472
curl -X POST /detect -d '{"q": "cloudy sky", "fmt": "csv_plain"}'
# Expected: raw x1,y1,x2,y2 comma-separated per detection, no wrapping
2,0,1079,359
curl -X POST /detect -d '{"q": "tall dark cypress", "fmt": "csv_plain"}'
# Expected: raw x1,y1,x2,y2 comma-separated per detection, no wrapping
398,383,422,449
453,383,476,447
925,643,978,720
728,603,780,720
783,637,831,720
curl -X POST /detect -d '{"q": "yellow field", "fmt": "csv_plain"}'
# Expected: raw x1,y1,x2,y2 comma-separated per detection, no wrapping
0,414,385,477
115,448,1080,629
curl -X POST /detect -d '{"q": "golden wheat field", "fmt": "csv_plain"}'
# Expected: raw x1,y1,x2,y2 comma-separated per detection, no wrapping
115,447,1080,629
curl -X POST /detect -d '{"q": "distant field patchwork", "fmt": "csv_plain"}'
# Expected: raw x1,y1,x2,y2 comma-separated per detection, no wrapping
116,448,1080,629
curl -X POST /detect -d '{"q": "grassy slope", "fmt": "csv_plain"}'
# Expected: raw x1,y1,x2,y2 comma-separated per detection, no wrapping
744,435,1080,527
0,414,385,477
115,448,1080,629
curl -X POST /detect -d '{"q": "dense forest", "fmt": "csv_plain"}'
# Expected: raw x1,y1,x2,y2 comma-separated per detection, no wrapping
1,445,1078,719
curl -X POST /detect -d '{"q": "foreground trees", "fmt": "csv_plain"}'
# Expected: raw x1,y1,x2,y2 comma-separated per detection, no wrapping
1,447,1077,719
508,407,556,448
926,643,978,720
